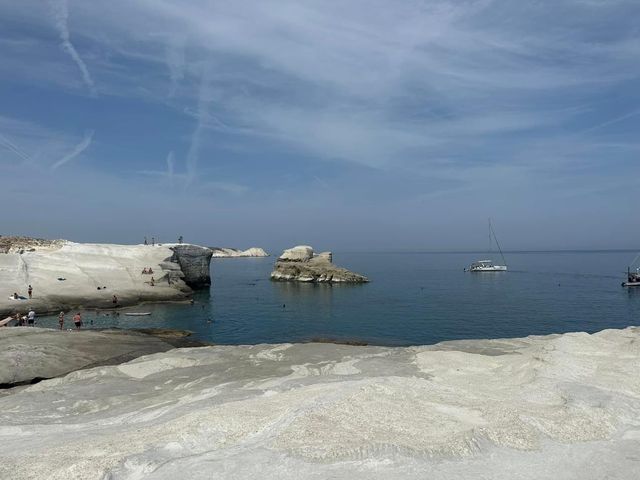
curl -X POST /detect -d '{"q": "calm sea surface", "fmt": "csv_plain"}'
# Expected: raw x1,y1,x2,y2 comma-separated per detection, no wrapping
37,251,640,346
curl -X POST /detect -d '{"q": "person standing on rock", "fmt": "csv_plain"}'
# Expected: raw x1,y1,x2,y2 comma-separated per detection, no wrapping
58,311,65,330
144,236,148,245
27,285,32,298
73,312,82,330
27,309,35,326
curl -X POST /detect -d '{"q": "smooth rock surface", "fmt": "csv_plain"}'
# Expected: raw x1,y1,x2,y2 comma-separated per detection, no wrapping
210,247,269,258
271,246,368,283
0,241,212,316
0,328,175,386
278,245,314,262
2,327,638,479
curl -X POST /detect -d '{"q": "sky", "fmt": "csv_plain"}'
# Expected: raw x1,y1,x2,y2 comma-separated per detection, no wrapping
0,0,639,252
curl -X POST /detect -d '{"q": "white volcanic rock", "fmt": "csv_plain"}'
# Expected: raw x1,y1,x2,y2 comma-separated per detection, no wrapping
271,246,368,283
278,245,314,262
0,328,176,386
2,327,639,479
210,247,269,258
0,241,212,316
314,251,332,262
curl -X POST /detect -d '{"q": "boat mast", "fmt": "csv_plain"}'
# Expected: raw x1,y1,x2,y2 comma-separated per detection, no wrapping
488,218,492,256
489,219,507,267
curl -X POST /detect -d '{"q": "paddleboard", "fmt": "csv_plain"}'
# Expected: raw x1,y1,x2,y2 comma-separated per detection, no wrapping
124,312,152,316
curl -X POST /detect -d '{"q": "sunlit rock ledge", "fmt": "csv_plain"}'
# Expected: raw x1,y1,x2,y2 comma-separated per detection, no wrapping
1,326,639,479
0,239,213,316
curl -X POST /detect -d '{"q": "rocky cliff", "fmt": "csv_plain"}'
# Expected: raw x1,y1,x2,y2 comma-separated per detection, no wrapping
271,246,368,283
0,239,213,315
170,244,214,288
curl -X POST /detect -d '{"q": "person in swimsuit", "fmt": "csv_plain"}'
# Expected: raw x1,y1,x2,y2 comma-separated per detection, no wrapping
73,312,82,330
28,285,33,298
58,311,65,330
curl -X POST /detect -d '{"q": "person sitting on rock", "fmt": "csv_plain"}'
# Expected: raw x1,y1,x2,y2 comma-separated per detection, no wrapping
112,295,118,306
148,267,154,274
12,292,18,299
142,267,148,274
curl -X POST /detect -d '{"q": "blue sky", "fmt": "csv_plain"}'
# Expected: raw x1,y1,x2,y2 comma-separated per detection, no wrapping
0,0,639,251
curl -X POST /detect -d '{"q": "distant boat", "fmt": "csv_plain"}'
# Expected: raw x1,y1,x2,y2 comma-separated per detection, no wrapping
124,312,152,316
622,253,640,287
467,219,508,272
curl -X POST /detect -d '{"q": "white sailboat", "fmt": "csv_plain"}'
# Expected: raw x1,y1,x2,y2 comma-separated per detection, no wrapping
467,219,508,272
622,252,640,287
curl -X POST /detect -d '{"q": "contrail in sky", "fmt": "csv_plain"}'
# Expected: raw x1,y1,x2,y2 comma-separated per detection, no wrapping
51,130,94,170
49,0,96,95
0,134,31,162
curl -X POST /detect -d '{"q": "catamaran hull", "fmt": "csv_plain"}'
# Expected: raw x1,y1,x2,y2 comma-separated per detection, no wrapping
469,266,508,272
622,282,640,287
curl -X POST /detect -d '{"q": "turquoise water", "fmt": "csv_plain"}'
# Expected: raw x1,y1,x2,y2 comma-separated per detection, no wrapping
36,251,640,346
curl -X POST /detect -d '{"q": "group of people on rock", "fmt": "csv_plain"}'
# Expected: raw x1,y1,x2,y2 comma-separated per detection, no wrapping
56,311,83,330
9,309,83,330
13,309,36,326
143,235,183,245
141,268,156,286
11,284,33,300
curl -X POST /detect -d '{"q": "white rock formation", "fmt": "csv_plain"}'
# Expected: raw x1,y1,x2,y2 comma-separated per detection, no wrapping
0,241,212,316
2,327,638,479
278,245,314,262
271,246,368,283
210,247,269,258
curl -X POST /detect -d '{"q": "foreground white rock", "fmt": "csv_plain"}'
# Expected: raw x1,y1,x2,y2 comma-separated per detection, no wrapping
1,327,639,479
0,328,185,386
0,240,212,316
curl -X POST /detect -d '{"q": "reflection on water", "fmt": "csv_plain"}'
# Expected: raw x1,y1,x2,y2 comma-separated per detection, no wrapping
35,252,640,346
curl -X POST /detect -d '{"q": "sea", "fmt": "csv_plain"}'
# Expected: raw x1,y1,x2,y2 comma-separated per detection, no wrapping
36,251,640,346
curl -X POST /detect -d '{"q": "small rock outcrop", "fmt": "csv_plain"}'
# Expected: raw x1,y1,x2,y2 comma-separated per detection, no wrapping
170,244,213,288
0,236,64,254
270,246,368,283
210,247,269,258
